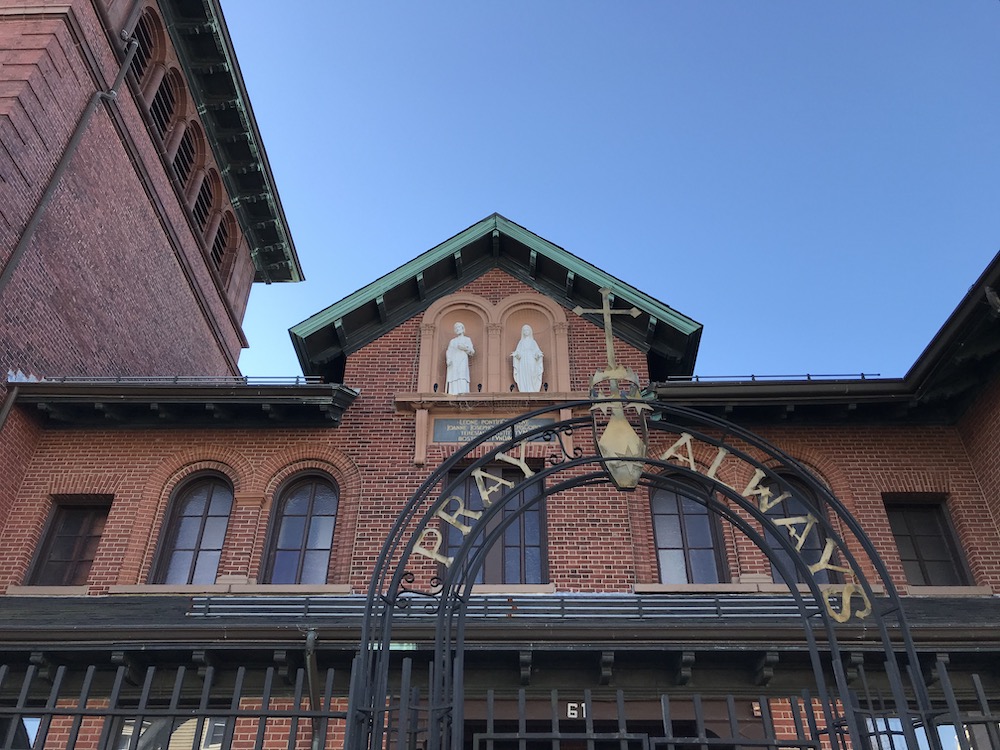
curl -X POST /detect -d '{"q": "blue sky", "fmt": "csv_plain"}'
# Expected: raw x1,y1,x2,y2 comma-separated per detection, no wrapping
224,2,1000,381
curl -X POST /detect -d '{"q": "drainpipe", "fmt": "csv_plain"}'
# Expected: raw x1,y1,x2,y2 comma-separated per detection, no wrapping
304,629,325,750
0,36,139,296
0,386,19,432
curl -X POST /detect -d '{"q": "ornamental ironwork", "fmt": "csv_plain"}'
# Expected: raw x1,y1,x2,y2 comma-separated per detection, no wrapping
346,399,942,750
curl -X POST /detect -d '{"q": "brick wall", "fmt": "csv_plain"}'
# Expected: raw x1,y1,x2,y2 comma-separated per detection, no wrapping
0,1,253,381
0,0,265,545
958,375,1000,546
1,269,996,599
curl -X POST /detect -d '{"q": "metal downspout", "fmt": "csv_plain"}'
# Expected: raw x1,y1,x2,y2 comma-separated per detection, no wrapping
304,629,325,750
0,37,140,296
0,386,20,433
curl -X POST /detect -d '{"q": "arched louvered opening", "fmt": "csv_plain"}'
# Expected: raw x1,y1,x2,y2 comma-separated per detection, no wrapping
172,121,205,191
129,9,163,85
210,211,238,282
149,69,181,141
192,170,217,234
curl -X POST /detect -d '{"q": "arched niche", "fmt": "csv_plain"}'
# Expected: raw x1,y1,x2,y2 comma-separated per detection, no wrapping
418,294,491,393
418,292,569,394
495,294,569,393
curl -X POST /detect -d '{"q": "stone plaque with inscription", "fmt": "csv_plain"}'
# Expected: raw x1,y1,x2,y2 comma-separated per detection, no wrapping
433,417,555,443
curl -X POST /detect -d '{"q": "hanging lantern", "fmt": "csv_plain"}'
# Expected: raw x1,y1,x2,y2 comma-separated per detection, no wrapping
589,365,650,490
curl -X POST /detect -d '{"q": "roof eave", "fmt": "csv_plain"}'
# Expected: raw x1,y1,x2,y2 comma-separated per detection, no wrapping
290,214,703,380
159,0,303,284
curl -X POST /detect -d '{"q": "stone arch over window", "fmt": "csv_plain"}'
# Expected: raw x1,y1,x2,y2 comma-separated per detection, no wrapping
418,292,569,394
261,472,340,585
151,473,233,585
129,7,166,95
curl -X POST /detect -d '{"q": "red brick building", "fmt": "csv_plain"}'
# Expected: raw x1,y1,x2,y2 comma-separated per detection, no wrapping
0,0,301,544
1,5,999,750
1,205,1000,748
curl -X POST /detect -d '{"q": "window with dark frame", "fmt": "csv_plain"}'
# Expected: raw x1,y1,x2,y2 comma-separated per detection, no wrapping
264,476,338,585
764,475,837,586
153,476,233,585
650,481,726,584
112,717,230,750
443,468,546,585
884,494,969,586
30,497,112,586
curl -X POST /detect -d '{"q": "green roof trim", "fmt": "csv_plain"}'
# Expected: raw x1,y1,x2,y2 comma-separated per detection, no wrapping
160,0,303,283
290,214,702,383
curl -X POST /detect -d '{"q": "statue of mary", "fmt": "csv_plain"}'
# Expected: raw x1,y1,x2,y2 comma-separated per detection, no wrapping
511,324,544,392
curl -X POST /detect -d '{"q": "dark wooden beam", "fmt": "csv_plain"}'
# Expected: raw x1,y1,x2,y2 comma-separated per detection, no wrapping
599,651,614,686
334,318,348,349
519,650,532,686
675,651,695,685
754,651,779,686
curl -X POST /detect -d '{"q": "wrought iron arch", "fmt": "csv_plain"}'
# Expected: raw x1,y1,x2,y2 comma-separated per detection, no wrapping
347,400,938,750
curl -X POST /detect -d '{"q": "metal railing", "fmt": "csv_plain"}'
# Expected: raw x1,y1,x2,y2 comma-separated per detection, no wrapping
663,373,882,383
1,658,996,749
37,375,325,386
188,593,821,621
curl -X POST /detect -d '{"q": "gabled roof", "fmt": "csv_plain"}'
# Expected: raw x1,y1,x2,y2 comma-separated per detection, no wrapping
290,214,703,383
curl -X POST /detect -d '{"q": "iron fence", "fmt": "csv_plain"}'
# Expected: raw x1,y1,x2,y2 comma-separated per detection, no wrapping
2,658,997,749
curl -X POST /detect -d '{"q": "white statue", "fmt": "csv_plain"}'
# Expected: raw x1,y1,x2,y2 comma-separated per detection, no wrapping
511,324,544,392
445,322,475,394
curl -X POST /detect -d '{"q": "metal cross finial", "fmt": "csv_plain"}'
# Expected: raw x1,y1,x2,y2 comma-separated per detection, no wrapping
573,288,641,371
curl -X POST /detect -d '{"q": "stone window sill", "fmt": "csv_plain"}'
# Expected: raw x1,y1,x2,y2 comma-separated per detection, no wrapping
635,582,886,594
904,585,992,597
7,585,90,596
468,584,557,595
107,583,353,595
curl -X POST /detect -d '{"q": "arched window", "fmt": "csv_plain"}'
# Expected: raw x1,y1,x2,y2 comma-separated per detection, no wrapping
264,476,339,584
149,70,180,141
764,475,836,586
443,468,546,585
154,476,232,585
650,479,725,584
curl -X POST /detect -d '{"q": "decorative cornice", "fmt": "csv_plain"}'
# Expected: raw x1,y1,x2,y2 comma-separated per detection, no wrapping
159,0,302,284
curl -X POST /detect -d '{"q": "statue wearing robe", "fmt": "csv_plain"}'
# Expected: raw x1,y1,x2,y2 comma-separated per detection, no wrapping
512,324,544,392
446,322,475,394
